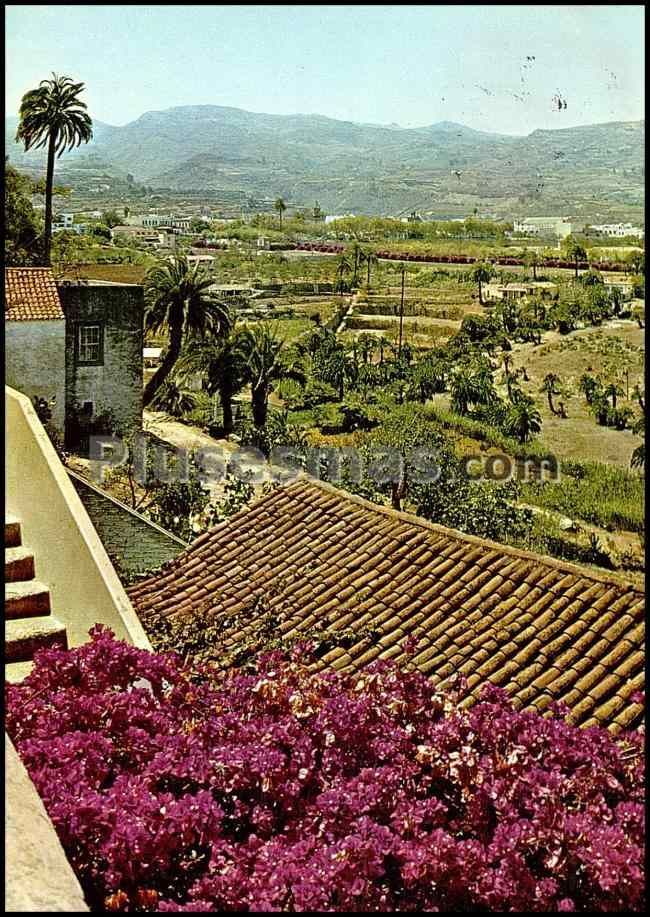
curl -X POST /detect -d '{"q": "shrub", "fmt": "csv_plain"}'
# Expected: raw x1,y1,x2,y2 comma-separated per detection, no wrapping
5,628,644,912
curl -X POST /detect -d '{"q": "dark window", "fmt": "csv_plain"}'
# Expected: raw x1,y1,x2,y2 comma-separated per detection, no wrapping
76,323,104,365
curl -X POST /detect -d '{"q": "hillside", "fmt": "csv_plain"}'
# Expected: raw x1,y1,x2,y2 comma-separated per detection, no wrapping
5,105,644,219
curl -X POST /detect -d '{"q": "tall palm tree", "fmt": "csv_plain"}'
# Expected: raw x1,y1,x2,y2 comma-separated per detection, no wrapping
362,248,379,289
274,197,287,230
241,323,306,427
541,373,561,415
563,237,588,281
175,317,248,434
349,242,364,287
16,73,93,265
471,262,494,305
335,254,352,296
142,255,230,407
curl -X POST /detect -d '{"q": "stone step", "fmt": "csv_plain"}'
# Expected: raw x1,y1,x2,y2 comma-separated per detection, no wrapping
4,660,34,684
5,581,51,620
5,516,21,549
5,617,67,663
5,547,35,583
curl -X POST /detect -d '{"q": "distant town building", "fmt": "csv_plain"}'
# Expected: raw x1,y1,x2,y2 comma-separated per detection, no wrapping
111,225,165,246
325,214,355,224
483,281,559,304
589,222,644,239
512,217,583,239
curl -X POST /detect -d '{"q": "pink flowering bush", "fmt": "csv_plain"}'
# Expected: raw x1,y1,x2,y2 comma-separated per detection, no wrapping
5,627,645,912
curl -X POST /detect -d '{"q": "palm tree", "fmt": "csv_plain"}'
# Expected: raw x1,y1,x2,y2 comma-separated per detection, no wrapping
357,333,375,364
377,335,391,367
241,323,306,427
349,242,364,287
335,254,352,296
579,373,601,405
449,363,496,415
363,249,378,289
142,255,230,407
16,73,93,265
274,197,287,230
541,373,561,415
604,382,624,411
149,379,200,418
471,262,495,305
523,248,540,281
503,397,542,444
563,237,588,280
175,318,248,434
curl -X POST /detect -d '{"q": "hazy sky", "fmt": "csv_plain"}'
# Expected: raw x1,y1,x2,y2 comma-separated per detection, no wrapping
5,4,645,134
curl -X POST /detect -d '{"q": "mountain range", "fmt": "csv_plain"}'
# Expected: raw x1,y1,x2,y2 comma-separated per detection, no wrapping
5,105,645,218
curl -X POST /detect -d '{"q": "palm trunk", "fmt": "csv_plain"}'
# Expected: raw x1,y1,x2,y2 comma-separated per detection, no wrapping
43,132,56,266
547,392,556,415
478,279,483,305
252,384,268,428
532,263,537,281
142,325,183,407
338,376,344,401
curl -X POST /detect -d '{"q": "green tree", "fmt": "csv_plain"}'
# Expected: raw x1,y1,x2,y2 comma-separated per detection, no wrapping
335,254,352,296
541,373,561,415
471,262,495,305
362,248,378,289
274,197,287,230
142,255,230,407
449,361,497,415
562,236,588,280
503,395,542,444
102,209,122,228
15,73,93,265
176,318,248,434
149,379,201,418
522,248,540,280
241,323,306,428
4,163,43,265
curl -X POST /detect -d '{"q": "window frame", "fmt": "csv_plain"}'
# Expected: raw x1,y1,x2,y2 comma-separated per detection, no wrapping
75,322,105,366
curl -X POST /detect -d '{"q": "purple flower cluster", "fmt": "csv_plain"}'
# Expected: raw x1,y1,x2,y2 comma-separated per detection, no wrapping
5,627,644,912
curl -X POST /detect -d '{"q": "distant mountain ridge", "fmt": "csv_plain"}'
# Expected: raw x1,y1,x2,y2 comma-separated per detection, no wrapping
5,104,644,218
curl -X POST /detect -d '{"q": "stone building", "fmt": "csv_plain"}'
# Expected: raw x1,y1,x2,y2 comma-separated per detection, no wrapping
5,269,145,448
57,280,144,448
5,268,67,434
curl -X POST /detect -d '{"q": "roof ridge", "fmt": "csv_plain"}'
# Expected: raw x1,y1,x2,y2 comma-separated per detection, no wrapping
281,475,645,595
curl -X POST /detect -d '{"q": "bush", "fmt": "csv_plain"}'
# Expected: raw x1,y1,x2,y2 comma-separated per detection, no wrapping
5,628,644,912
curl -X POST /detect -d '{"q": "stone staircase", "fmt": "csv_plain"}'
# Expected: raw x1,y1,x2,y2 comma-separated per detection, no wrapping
5,515,67,683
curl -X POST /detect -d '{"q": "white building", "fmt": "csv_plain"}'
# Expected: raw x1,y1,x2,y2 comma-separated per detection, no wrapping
513,217,583,239
590,222,644,239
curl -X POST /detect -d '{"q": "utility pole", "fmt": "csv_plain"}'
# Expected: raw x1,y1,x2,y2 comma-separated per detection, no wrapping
398,266,405,360
398,266,405,404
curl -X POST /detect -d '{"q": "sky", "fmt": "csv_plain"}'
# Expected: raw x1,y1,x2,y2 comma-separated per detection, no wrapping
5,4,645,135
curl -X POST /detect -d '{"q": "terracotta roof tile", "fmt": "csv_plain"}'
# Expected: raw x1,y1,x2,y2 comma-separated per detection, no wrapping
128,478,645,733
5,268,65,321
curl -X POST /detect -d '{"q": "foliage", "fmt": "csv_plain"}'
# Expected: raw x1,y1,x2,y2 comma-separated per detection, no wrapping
207,473,256,525
4,163,43,265
143,255,230,407
522,461,645,533
16,73,93,263
5,628,644,912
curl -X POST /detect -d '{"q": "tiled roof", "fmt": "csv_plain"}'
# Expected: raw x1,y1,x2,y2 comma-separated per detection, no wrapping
128,479,645,733
5,268,65,321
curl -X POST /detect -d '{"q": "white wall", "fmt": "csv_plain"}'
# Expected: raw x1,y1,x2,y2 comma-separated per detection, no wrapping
5,320,66,434
5,386,151,650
